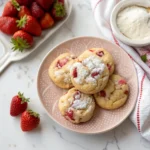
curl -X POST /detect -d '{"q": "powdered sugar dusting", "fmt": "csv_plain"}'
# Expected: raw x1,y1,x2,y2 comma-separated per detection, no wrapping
71,55,106,84
72,96,93,110
70,62,89,84
55,70,65,76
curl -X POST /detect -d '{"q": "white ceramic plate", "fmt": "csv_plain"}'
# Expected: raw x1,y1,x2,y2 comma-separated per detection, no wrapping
0,0,72,74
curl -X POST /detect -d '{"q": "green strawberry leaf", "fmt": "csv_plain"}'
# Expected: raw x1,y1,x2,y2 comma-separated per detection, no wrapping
18,92,30,104
141,54,147,62
28,110,40,118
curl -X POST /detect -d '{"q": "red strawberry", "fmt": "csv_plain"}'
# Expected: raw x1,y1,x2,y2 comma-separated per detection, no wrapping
18,6,31,18
40,13,54,29
91,72,99,78
57,58,68,68
11,30,33,52
21,110,40,132
10,92,30,116
65,110,74,120
31,2,44,19
96,51,104,57
51,0,66,21
17,15,42,36
16,0,31,6
118,79,126,85
72,68,77,78
36,0,54,11
0,17,19,35
2,0,20,17
99,91,106,97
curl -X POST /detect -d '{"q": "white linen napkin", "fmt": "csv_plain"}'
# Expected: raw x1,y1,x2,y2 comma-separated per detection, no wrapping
91,0,150,141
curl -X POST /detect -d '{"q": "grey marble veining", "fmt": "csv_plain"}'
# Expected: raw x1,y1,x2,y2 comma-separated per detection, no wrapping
0,0,150,150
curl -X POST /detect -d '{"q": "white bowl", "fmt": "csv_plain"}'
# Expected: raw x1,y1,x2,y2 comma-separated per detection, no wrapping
110,0,150,47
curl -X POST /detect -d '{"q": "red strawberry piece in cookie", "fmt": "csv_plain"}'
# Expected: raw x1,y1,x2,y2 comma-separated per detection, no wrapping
96,51,104,57
91,72,99,78
72,68,77,78
66,110,74,120
99,90,106,97
57,58,68,68
124,90,129,95
107,64,111,71
118,79,126,85
74,91,81,99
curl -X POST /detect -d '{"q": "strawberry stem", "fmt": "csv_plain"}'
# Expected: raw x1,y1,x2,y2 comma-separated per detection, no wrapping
28,110,40,118
16,15,27,28
54,2,66,17
11,37,30,52
11,0,20,11
18,92,30,104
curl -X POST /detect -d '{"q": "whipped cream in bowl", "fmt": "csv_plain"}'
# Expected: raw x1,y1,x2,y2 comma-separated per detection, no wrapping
111,0,150,47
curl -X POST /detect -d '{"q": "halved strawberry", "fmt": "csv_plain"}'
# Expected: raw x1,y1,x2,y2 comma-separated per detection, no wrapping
91,72,99,78
11,30,33,52
57,58,68,68
99,91,106,97
96,51,104,57
118,79,126,85
72,68,77,78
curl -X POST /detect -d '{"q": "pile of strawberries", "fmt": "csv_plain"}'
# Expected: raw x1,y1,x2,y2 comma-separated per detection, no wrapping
0,0,66,51
10,92,40,132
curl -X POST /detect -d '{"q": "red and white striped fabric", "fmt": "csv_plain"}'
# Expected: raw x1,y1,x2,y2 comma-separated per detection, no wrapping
91,0,150,141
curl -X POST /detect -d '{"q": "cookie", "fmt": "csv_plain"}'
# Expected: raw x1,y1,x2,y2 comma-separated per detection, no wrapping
58,88,95,124
94,74,129,110
80,48,115,75
49,53,76,89
70,54,109,94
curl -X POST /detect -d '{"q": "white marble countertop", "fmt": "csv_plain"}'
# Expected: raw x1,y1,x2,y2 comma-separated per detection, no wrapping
0,0,150,149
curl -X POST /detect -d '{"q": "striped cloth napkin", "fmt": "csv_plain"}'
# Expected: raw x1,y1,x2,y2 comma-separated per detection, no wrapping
91,0,150,141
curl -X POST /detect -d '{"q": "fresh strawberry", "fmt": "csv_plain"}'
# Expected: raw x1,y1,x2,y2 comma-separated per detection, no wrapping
0,17,19,35
57,58,68,68
21,110,40,132
51,0,66,21
11,30,33,52
99,91,106,97
40,13,54,29
2,0,20,17
36,0,54,11
72,68,77,78
18,6,31,18
17,15,42,36
10,92,30,116
31,2,44,19
16,0,31,6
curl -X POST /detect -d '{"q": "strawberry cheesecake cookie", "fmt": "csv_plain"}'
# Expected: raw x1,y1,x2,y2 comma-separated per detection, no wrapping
58,88,95,124
80,48,115,75
49,53,76,89
94,74,129,110
70,54,109,94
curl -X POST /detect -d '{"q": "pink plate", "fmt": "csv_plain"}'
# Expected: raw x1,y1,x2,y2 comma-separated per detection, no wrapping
37,37,138,134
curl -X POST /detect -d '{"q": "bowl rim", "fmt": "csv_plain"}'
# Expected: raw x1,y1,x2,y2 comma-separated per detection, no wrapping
110,0,150,47
36,36,138,134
